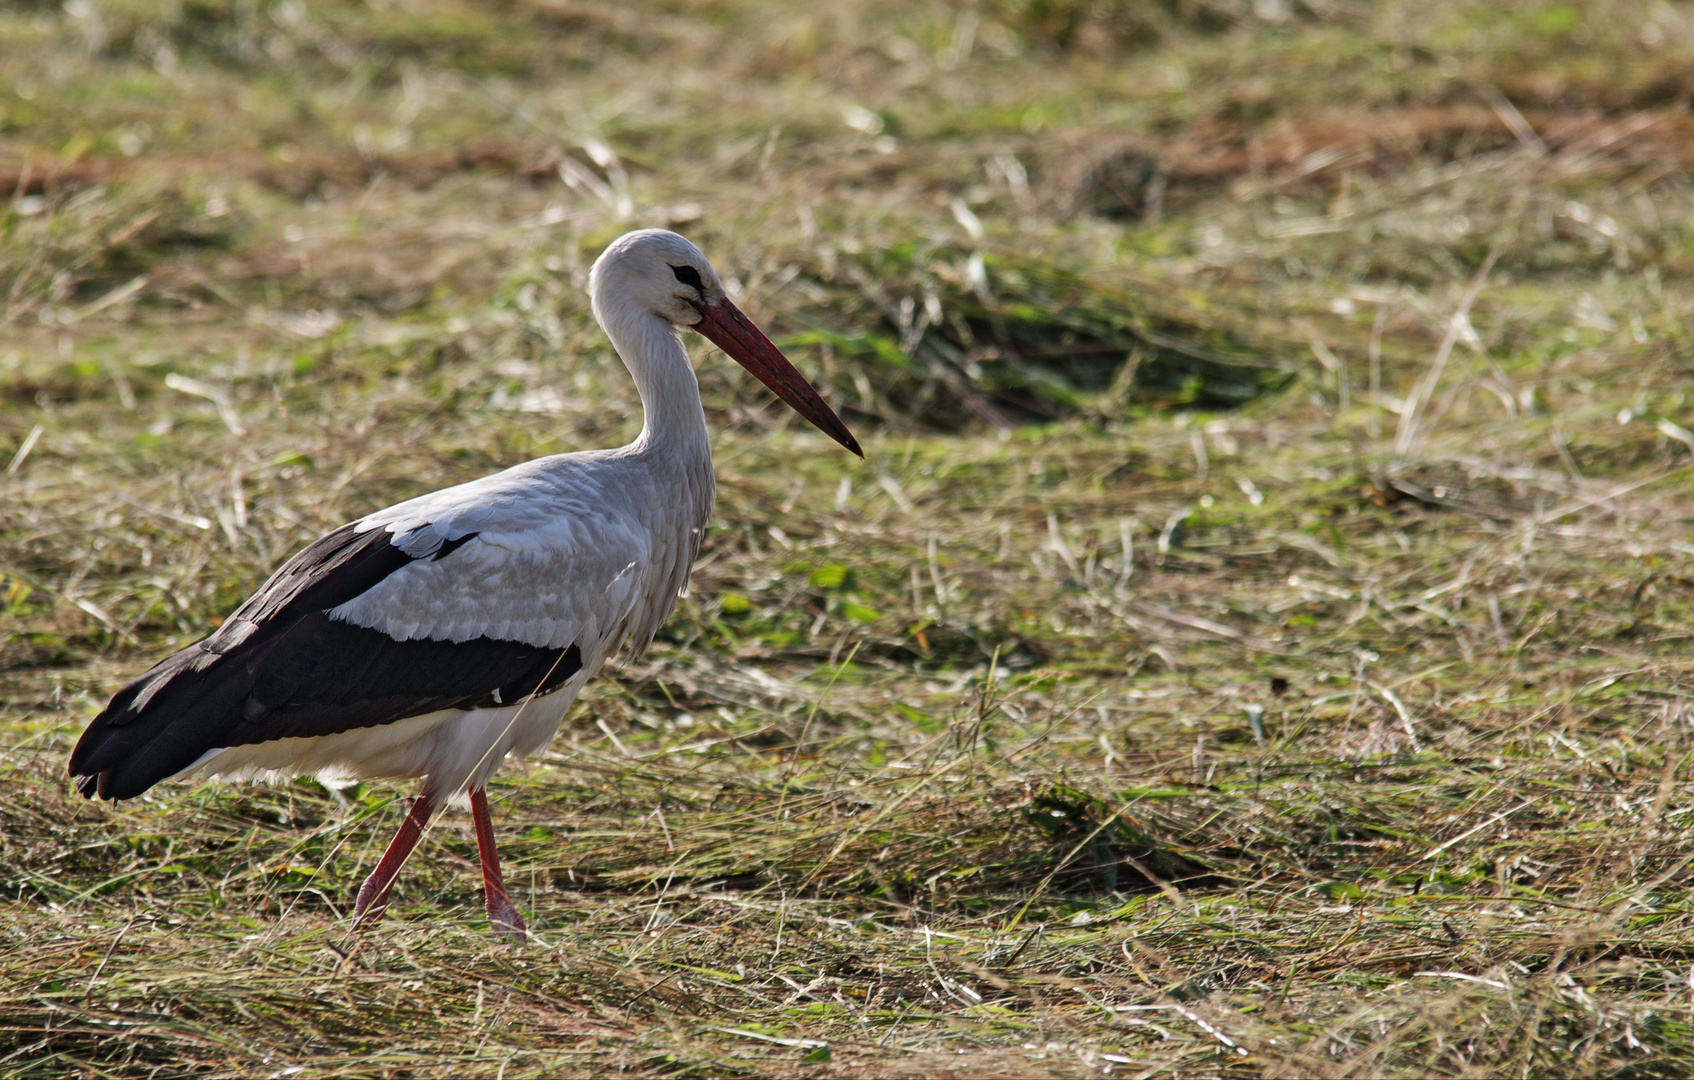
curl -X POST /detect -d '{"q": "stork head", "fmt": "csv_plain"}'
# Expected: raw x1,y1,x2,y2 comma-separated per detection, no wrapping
590,229,863,458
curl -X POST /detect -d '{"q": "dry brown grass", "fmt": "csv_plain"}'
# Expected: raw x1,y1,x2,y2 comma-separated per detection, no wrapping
6,0,1694,1076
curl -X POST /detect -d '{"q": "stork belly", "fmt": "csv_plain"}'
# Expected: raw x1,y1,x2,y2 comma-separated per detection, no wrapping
184,684,580,799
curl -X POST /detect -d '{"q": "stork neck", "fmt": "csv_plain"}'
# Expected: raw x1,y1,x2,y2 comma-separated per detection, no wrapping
599,300,711,466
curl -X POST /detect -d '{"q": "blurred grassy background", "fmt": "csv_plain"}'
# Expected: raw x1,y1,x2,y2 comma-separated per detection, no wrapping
5,1,1694,1076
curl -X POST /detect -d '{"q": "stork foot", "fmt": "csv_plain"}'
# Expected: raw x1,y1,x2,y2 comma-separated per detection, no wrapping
470,787,526,940
486,888,527,940
352,792,438,930
352,875,388,927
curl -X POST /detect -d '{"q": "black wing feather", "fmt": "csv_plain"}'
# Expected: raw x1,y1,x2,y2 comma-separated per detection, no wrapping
69,523,582,801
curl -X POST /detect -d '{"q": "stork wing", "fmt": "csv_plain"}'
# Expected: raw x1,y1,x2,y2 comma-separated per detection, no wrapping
68,493,651,801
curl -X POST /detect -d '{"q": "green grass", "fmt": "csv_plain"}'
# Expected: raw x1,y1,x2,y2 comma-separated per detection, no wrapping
6,0,1694,1075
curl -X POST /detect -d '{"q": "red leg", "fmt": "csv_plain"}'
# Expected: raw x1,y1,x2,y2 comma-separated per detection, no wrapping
353,792,437,928
470,787,527,938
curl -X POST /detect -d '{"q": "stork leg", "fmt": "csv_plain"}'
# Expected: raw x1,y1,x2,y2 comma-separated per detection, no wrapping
353,792,438,928
470,787,527,938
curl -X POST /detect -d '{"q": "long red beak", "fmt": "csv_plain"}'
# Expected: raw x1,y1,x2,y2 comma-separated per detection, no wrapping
692,300,863,458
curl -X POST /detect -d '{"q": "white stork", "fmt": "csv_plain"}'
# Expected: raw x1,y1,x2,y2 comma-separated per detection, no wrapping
69,229,862,936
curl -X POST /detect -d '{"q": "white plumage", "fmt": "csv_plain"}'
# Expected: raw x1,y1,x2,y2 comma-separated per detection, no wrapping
71,229,861,935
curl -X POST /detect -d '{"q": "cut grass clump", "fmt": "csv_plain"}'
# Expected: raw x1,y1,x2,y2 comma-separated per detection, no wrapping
530,769,1216,908
984,0,1363,54
1023,784,1217,894
786,241,1295,429
2,182,242,320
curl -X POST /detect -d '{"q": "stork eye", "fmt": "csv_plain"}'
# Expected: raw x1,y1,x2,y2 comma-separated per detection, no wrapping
670,264,704,291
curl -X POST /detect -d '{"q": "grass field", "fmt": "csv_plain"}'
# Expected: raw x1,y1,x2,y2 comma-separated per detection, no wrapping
5,0,1694,1075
